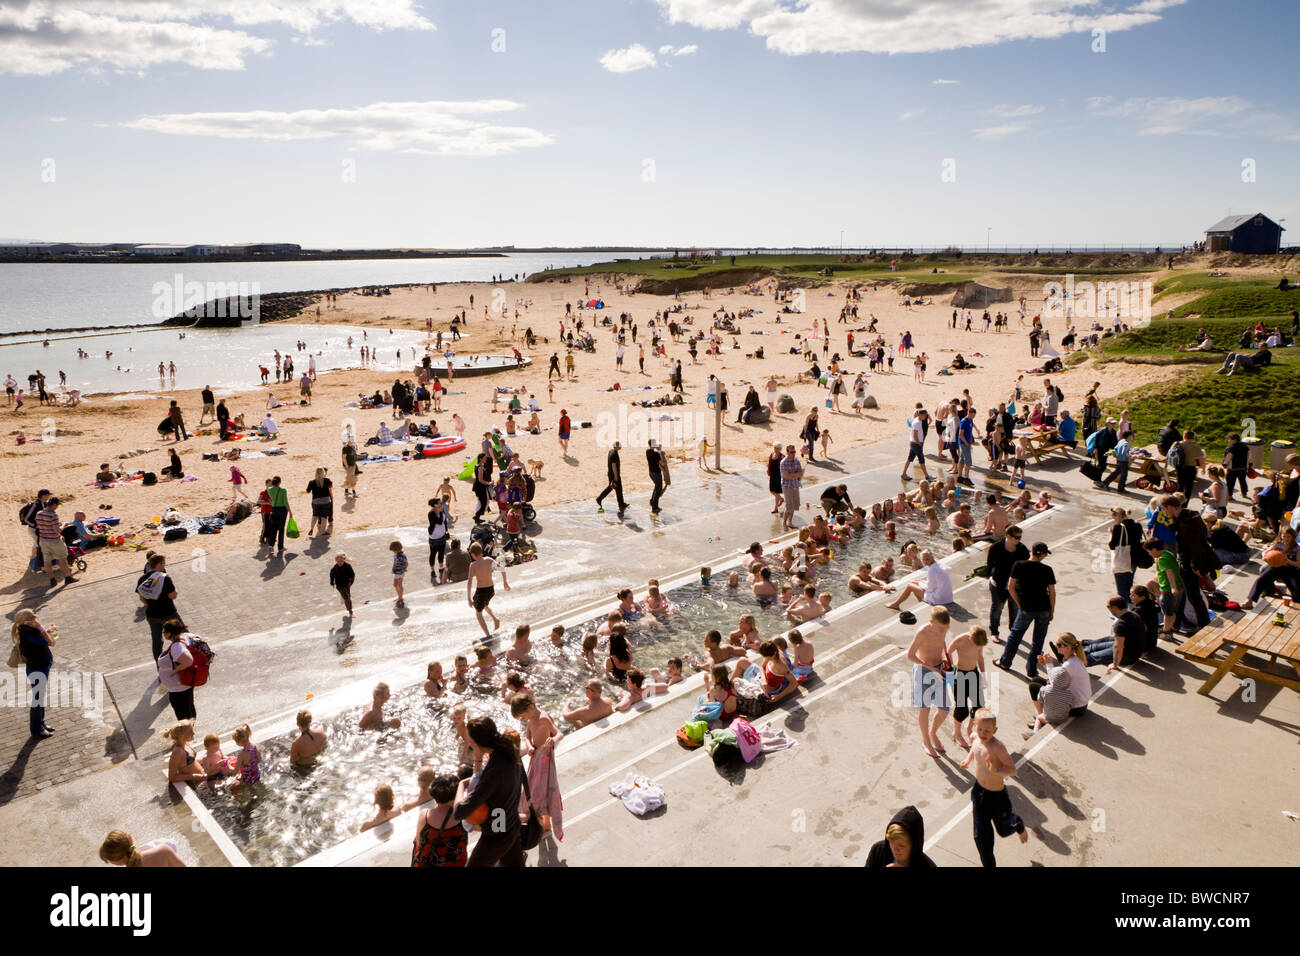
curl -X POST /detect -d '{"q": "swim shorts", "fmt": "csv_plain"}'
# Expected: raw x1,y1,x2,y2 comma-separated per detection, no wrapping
473,585,496,611
911,663,949,711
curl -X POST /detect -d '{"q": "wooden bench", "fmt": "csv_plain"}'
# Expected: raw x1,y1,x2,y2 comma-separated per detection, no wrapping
1175,628,1227,662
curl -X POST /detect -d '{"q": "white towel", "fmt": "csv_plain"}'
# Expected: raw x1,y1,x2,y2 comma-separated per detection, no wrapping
609,773,665,816
759,728,798,753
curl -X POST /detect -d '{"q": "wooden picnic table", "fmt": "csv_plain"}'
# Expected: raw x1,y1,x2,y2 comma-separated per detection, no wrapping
1012,427,1073,464
1176,597,1300,696
1130,444,1170,487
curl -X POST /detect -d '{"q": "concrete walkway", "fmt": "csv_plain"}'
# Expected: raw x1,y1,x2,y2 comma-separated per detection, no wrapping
4,433,1297,866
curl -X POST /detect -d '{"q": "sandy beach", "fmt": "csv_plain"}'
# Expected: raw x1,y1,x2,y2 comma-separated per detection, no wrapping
1,272,1187,585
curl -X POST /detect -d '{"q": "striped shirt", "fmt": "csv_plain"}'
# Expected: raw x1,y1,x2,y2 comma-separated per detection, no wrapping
34,508,61,540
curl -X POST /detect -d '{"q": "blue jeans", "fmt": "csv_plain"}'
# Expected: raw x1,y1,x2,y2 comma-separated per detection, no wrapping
27,664,49,735
998,609,1052,676
1082,638,1116,667
988,581,1019,637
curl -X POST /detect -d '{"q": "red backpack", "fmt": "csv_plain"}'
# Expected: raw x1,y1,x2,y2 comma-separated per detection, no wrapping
174,636,215,688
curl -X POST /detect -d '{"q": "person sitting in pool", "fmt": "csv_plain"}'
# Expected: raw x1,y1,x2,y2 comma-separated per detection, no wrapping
751,566,779,601
899,541,923,571
647,658,685,692
596,611,622,638
848,506,867,531
730,613,761,650
849,560,897,595
606,628,633,682
474,644,497,674
875,556,897,583
359,683,401,731
808,515,832,547
561,678,614,727
424,662,446,698
616,588,644,621
645,584,671,615
501,671,531,702
505,624,532,664
402,768,437,812
290,709,328,767
690,629,747,675
786,584,825,624
359,784,402,833
948,502,976,534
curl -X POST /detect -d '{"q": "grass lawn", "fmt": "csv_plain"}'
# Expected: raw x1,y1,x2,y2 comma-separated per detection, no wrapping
1088,316,1279,364
1107,346,1299,460
530,253,975,284
1151,271,1300,317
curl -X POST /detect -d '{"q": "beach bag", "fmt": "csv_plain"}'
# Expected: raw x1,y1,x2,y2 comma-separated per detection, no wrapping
1054,385,1064,402
1080,461,1104,481
7,638,23,668
676,719,707,749
286,518,300,539
731,718,762,763
142,472,158,486
735,692,768,719
691,697,723,722
163,527,188,542
1166,443,1185,470
706,728,741,766
1085,430,1100,455
136,571,167,601
519,770,543,851
1111,523,1133,573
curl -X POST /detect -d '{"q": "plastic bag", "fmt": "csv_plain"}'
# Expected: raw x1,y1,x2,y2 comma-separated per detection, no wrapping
286,517,300,539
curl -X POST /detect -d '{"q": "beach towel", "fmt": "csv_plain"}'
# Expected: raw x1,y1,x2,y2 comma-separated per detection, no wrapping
759,727,799,753
609,773,665,816
731,718,763,763
527,738,564,842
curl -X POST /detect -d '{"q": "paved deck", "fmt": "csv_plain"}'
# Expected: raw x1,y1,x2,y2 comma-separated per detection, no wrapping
3,435,1297,867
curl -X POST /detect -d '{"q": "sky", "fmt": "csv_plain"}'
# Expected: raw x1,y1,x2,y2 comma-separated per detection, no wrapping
1,0,1296,249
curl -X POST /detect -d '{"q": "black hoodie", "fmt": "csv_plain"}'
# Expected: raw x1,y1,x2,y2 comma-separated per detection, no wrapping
865,805,937,868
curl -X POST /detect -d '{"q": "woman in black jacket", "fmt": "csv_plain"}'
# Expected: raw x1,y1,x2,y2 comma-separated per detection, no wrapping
1107,506,1146,599
13,608,56,739
454,717,525,867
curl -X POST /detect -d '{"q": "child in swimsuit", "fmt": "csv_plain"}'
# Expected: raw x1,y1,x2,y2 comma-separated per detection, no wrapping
201,733,234,779
230,724,260,794
788,630,815,682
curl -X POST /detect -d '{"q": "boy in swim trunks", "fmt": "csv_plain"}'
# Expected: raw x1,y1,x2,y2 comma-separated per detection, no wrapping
467,541,509,637
959,709,1028,866
788,631,814,681
906,606,951,757
947,625,988,749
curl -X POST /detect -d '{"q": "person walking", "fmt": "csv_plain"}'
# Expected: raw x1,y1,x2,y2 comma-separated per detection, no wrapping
306,468,333,536
267,475,292,552
986,526,1028,643
779,444,804,531
34,495,76,588
995,542,1056,677
1099,430,1132,492
1107,507,1145,600
596,441,627,516
557,409,571,455
472,452,493,520
453,717,526,867
167,400,188,442
12,608,56,739
157,619,198,721
647,440,666,514
198,385,215,425
136,554,181,664
427,497,449,584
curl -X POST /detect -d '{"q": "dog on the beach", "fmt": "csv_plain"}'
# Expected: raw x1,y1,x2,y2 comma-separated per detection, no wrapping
527,459,544,478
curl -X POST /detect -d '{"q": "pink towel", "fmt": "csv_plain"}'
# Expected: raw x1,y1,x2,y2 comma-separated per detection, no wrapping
526,739,564,842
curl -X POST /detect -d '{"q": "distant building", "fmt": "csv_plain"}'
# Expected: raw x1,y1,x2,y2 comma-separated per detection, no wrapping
220,242,301,256
1205,213,1284,254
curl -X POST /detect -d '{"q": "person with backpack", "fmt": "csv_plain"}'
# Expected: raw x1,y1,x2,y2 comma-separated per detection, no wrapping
1088,418,1118,475
1170,430,1204,500
157,619,205,720
137,553,181,662
20,488,51,573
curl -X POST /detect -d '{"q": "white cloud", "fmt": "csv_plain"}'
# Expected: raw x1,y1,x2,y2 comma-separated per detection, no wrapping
1085,95,1300,140
932,78,959,85
986,103,1045,118
0,1,434,75
48,116,67,122
899,108,924,121
601,42,659,72
655,0,1185,55
972,123,1028,140
673,43,698,55
123,100,555,157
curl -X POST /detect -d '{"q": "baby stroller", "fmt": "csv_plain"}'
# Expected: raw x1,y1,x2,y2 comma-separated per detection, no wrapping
470,521,498,559
59,526,90,573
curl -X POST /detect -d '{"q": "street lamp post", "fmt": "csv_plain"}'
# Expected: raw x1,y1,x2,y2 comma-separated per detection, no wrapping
986,227,992,253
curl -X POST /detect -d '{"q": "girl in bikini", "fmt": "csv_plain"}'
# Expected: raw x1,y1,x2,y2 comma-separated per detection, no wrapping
229,723,260,796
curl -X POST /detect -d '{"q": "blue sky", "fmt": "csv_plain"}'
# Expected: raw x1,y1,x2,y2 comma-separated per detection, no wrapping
1,0,1295,248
